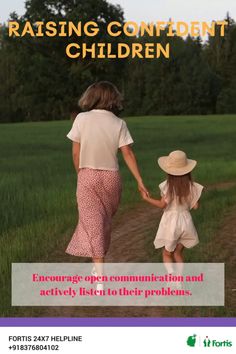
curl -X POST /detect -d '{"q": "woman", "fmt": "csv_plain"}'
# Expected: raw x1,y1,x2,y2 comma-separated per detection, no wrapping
66,81,148,271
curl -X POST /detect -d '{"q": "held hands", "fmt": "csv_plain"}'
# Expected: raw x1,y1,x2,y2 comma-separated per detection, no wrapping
137,180,150,199
140,189,150,201
140,192,167,209
138,180,166,209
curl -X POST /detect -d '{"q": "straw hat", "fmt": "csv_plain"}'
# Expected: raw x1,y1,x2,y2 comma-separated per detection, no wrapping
158,150,197,176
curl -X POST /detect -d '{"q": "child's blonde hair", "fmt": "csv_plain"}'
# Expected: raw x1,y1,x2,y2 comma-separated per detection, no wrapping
167,173,193,204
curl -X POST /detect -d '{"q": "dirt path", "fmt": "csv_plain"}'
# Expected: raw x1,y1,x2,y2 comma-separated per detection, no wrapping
37,181,236,317
39,204,163,317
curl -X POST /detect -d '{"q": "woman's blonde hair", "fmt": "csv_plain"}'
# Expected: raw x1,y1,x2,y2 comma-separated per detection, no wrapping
79,81,123,114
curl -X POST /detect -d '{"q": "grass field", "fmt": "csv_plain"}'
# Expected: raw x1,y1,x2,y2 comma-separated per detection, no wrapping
0,114,236,317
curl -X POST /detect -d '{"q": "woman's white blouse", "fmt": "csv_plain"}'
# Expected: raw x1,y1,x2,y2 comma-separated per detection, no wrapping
67,109,134,171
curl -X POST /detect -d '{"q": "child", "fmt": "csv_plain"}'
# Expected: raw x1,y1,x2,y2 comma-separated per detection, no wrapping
141,150,203,274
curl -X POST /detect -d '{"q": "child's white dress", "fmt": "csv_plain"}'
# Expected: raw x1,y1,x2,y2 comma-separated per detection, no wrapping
154,180,204,252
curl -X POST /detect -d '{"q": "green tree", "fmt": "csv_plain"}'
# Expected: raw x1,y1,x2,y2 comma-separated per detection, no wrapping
0,0,125,122
205,14,236,113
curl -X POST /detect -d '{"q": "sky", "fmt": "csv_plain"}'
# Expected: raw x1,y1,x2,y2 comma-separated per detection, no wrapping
1,0,236,23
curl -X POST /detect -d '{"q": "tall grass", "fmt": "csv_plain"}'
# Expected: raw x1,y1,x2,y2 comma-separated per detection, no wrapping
0,115,236,316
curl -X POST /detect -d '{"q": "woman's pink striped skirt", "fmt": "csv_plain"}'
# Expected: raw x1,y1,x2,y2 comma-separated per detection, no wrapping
66,168,122,258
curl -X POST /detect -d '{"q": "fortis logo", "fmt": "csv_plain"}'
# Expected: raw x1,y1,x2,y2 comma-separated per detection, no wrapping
187,334,233,348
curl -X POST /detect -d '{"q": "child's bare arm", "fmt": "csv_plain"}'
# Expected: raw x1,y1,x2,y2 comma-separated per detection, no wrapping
192,201,199,210
141,192,166,209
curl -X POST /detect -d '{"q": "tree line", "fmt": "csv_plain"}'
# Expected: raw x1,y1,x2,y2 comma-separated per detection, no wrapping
0,0,236,123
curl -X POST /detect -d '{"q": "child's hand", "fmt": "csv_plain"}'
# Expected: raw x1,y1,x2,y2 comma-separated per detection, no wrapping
141,190,149,200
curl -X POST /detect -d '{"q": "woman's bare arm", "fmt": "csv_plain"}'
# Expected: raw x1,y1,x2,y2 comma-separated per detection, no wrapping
120,145,149,196
72,142,80,173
